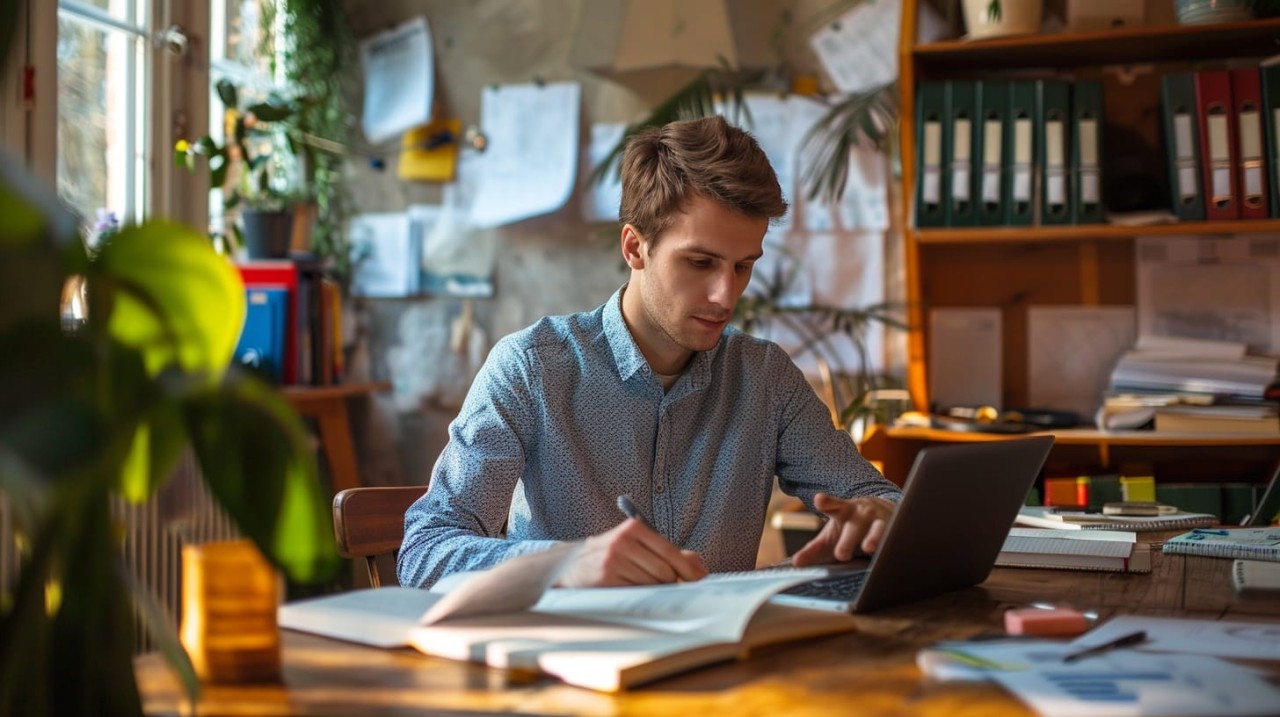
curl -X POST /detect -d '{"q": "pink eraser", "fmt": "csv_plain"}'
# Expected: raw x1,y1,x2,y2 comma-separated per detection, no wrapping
1004,608,1089,637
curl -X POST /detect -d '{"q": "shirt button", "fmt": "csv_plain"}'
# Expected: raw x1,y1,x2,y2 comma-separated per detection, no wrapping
655,484,665,493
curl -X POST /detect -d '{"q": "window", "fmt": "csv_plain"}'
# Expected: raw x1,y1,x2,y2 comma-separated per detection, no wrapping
56,0,150,226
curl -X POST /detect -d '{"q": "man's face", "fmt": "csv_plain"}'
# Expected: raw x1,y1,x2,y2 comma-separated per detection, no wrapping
621,194,767,373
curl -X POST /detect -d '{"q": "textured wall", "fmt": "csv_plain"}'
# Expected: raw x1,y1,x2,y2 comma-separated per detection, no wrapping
337,0,904,488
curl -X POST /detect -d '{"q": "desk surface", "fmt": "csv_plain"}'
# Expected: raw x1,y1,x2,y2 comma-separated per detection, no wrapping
137,550,1280,717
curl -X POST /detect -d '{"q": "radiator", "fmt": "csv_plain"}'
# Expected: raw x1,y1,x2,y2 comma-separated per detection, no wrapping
0,451,240,653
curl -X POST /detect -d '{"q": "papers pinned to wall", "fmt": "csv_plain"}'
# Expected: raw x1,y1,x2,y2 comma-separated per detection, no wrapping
580,122,625,223
360,17,434,145
348,212,423,298
808,0,902,95
469,81,581,228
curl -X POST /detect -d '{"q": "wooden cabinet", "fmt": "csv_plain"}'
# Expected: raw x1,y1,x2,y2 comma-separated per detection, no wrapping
892,9,1280,484
896,9,1280,412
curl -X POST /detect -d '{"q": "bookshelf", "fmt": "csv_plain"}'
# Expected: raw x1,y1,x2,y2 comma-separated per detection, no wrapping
896,6,1280,414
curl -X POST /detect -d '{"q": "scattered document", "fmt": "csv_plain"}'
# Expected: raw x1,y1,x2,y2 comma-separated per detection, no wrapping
580,122,625,223
1027,306,1136,424
469,81,581,228
1073,616,1280,661
918,638,1280,716
1136,235,1280,354
360,17,433,145
809,0,902,95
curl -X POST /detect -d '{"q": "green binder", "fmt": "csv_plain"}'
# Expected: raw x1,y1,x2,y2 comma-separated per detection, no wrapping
977,80,1009,226
1036,80,1072,225
1005,81,1037,226
946,81,979,226
1262,63,1280,218
915,82,950,228
1161,73,1207,221
1071,81,1105,224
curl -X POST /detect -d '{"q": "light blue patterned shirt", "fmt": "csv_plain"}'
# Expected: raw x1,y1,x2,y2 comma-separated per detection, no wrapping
397,287,900,588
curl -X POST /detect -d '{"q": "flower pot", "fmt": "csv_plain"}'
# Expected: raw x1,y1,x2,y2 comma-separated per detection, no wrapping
962,0,1044,39
240,208,294,259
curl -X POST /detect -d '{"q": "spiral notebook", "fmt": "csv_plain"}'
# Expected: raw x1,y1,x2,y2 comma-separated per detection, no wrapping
1162,528,1280,562
1016,506,1217,532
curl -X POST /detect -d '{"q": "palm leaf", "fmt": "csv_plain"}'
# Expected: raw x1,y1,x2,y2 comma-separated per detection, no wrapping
587,61,760,187
799,83,898,202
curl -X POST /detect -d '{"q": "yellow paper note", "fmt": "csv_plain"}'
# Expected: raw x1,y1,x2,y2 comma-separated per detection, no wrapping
397,118,460,181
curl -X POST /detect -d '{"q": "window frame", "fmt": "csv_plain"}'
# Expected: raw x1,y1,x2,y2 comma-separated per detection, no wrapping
3,0,210,230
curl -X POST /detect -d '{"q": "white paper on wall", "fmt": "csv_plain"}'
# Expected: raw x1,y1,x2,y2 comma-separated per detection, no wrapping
469,82,581,228
1028,306,1137,423
580,122,625,223
360,17,434,145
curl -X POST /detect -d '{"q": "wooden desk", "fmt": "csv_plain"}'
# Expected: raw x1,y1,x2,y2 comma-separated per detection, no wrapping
137,549,1280,716
281,382,391,494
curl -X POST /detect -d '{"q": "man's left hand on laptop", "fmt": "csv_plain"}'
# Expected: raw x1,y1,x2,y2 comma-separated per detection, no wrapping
790,494,896,566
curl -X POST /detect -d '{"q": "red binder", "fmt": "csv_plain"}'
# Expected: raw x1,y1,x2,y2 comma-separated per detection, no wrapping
1231,67,1269,219
238,261,300,384
1195,70,1240,220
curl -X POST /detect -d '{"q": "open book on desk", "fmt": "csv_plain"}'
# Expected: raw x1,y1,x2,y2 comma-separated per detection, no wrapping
277,543,854,692
997,528,1151,573
1015,506,1217,532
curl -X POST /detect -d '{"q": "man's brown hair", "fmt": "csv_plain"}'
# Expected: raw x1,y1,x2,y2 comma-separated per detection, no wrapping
618,116,787,244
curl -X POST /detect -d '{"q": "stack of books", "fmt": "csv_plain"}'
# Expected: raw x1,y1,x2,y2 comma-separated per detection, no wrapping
997,528,1150,573
1015,506,1218,532
1098,335,1278,434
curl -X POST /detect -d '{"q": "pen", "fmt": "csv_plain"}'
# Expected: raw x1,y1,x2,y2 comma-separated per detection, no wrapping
1061,630,1147,663
1191,529,1230,535
616,495,653,529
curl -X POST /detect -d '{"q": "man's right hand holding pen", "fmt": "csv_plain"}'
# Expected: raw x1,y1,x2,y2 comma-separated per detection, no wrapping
555,495,708,588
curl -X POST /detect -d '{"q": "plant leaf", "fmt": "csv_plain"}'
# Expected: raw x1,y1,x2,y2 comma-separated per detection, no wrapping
247,102,294,123
93,221,246,378
216,78,238,109
125,563,200,705
183,372,340,583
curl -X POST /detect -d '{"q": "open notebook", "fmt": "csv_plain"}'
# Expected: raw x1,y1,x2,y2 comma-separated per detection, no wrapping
277,543,855,692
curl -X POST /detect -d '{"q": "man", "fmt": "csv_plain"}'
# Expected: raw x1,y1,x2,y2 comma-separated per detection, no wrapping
398,116,901,589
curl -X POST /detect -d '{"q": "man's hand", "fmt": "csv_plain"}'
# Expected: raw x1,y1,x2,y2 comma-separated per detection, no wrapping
790,494,896,567
556,519,708,587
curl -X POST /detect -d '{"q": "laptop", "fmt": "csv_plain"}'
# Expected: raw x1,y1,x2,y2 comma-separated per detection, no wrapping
771,435,1054,613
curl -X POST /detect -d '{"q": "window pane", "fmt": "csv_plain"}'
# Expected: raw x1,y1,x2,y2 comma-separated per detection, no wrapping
56,15,140,223
61,0,144,25
222,0,277,77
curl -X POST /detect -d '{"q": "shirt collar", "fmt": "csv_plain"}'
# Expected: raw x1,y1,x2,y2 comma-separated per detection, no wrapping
602,285,724,387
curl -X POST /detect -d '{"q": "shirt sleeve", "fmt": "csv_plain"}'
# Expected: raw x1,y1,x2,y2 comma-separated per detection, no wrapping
396,336,561,588
769,346,902,509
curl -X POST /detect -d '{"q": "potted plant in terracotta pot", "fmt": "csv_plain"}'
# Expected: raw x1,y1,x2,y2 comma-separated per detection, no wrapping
176,79,304,260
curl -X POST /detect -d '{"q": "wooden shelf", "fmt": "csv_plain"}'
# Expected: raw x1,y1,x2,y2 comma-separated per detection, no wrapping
913,18,1280,71
882,425,1280,447
913,218,1280,244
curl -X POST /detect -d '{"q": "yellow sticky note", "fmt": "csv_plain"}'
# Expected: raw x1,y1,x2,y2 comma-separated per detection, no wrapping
397,118,460,182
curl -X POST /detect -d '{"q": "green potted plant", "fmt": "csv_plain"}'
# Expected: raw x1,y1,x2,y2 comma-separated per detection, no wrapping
1,38,338,709
176,79,303,259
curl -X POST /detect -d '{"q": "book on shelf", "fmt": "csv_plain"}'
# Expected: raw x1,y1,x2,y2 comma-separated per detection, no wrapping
277,543,854,692
997,527,1150,573
1153,405,1279,435
1015,506,1217,532
1162,528,1280,562
1232,559,1280,594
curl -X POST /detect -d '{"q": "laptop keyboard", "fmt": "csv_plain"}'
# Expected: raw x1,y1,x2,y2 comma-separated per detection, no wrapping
778,569,868,600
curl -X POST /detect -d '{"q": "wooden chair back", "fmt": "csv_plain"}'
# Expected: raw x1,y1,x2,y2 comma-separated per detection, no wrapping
332,486,425,587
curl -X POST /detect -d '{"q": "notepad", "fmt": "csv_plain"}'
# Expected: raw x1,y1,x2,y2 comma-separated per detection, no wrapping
1232,559,1280,593
998,528,1149,573
1163,528,1280,562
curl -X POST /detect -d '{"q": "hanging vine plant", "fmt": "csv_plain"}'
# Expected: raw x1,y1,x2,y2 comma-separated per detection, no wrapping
281,0,357,289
